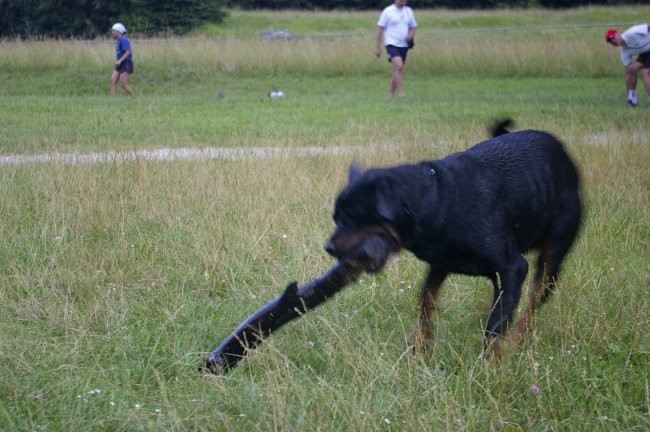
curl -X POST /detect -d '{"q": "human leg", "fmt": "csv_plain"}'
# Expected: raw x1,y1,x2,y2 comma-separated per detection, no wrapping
118,72,135,97
624,61,642,105
390,56,405,98
640,67,650,97
110,70,120,96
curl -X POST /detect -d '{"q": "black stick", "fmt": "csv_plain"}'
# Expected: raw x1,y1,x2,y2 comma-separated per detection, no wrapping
201,260,363,374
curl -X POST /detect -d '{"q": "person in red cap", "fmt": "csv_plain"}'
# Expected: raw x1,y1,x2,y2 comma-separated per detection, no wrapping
606,23,650,107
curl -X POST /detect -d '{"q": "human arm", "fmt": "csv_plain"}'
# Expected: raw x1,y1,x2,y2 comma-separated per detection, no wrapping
116,49,131,66
619,47,634,67
375,26,385,58
115,38,132,66
406,7,417,42
406,27,416,43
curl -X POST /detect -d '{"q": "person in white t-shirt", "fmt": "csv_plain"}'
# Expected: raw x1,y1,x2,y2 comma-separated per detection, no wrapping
374,0,417,98
606,24,650,107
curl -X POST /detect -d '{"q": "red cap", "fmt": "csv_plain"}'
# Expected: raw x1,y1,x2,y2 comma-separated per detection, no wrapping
606,29,617,43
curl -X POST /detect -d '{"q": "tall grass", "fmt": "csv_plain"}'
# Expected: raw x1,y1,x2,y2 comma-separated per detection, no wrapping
2,6,649,80
1,118,647,430
0,29,624,78
1,6,649,432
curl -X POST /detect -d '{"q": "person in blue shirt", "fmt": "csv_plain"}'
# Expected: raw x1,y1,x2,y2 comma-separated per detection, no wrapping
110,23,135,97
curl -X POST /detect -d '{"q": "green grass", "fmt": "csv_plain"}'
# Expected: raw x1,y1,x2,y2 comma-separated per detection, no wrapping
2,5,650,85
1,6,649,432
197,6,647,37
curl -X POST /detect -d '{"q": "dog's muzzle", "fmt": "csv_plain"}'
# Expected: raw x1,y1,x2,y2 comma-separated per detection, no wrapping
325,229,398,273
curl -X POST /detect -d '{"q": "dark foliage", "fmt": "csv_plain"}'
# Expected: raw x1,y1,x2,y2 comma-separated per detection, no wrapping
0,0,227,38
228,0,648,10
538,0,647,7
126,0,228,35
1,0,644,38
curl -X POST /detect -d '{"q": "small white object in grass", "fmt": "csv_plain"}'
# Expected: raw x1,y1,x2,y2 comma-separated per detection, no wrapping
269,91,284,98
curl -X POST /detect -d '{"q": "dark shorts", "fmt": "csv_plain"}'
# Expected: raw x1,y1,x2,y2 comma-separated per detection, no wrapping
386,45,408,63
115,59,134,74
636,51,650,68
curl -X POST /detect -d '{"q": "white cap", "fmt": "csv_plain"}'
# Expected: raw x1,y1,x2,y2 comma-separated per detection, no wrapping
112,23,126,33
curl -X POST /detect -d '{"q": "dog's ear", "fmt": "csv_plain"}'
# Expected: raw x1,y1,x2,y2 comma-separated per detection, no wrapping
348,164,363,184
375,177,403,222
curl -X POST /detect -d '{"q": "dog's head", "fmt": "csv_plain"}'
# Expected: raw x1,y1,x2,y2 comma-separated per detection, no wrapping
325,165,408,272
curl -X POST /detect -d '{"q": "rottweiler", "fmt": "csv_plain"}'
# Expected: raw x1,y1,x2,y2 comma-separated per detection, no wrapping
325,119,582,356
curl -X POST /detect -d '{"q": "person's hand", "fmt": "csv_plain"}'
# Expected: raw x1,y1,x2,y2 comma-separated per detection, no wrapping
374,48,381,58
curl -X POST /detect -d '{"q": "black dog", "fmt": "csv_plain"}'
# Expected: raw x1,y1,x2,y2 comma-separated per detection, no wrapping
325,120,582,356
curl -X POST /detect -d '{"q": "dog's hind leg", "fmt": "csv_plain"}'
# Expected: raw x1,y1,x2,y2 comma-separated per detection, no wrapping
509,248,552,345
485,255,528,357
511,192,581,344
414,267,448,352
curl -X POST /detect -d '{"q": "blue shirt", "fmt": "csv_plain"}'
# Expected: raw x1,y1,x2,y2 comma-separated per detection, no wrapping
115,35,133,61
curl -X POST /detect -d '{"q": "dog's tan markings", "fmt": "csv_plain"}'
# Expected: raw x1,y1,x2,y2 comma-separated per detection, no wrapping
414,270,447,352
510,243,554,344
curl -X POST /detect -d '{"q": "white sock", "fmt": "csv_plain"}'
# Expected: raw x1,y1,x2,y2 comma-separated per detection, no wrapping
628,90,637,102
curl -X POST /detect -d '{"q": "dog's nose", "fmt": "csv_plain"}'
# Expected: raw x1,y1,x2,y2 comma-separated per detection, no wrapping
324,240,337,257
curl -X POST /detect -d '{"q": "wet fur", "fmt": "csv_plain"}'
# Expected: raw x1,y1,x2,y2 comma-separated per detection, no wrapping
325,119,582,356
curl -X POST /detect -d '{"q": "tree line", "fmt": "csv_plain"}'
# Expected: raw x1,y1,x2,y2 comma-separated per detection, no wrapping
0,0,643,38
0,0,227,38
231,0,646,10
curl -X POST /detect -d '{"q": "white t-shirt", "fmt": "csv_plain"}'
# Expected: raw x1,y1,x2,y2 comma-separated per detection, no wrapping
620,23,650,66
377,4,417,48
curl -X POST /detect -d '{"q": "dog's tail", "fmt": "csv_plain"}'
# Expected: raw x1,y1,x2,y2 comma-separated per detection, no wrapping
489,118,514,138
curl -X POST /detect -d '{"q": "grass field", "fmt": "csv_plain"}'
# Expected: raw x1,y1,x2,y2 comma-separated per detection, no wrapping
1,6,649,432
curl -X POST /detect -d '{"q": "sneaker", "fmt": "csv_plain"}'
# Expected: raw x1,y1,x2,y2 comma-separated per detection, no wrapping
627,98,638,107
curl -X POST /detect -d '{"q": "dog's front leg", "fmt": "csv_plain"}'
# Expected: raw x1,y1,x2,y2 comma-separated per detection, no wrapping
414,267,447,352
485,256,528,357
